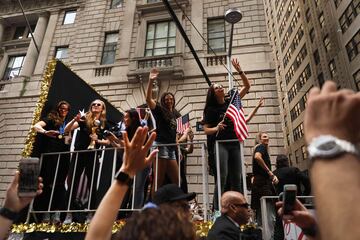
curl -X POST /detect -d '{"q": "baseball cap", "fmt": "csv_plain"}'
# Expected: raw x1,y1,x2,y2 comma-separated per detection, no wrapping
153,184,196,205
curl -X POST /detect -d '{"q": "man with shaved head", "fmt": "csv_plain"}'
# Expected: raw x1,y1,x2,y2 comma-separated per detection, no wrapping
207,191,251,240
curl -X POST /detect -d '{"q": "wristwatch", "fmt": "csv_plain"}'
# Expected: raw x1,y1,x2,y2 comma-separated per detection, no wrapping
308,135,359,161
0,207,19,221
115,171,132,185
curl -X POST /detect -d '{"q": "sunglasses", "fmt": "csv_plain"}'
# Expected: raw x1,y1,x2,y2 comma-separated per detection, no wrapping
232,203,249,209
59,107,69,111
92,103,102,107
214,85,223,90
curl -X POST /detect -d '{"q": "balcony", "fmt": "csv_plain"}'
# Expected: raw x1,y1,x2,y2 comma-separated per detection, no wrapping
127,54,184,82
136,0,189,15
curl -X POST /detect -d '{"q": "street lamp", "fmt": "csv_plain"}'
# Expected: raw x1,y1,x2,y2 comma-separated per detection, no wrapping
225,8,242,89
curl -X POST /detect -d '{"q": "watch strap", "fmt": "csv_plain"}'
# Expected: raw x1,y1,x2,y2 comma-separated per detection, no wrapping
0,207,19,221
115,171,133,185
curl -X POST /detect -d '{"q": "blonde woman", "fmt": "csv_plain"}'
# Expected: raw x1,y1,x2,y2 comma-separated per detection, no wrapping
64,99,109,223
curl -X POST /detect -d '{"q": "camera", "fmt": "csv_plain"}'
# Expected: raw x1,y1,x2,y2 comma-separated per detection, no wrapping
18,158,40,197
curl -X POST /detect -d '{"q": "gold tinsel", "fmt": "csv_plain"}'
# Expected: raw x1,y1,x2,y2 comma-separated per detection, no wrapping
21,60,57,157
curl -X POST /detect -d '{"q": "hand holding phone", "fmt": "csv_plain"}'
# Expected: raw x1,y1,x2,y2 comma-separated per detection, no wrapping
283,184,297,215
18,158,40,197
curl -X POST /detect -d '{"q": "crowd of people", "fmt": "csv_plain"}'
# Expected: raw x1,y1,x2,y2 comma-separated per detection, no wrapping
0,59,359,239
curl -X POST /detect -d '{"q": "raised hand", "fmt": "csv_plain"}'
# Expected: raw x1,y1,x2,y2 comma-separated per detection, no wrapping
120,127,158,177
149,68,159,81
231,58,242,73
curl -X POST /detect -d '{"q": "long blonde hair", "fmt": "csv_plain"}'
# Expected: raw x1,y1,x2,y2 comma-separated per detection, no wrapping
85,99,107,129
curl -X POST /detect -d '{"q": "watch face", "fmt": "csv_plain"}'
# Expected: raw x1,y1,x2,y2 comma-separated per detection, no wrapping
319,140,337,151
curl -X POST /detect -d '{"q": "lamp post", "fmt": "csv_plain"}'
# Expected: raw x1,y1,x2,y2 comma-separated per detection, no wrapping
225,8,242,90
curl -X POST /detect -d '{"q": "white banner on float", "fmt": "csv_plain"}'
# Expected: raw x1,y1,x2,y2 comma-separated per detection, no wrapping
283,222,305,240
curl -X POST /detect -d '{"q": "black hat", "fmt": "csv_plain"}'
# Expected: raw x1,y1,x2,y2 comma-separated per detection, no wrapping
153,184,196,205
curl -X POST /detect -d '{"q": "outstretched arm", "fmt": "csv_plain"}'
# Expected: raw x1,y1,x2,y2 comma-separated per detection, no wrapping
146,68,159,110
232,58,250,98
246,97,264,123
64,113,80,134
305,81,360,240
85,127,158,240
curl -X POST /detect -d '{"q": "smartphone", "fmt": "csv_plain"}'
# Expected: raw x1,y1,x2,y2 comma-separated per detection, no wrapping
283,184,297,214
18,157,40,197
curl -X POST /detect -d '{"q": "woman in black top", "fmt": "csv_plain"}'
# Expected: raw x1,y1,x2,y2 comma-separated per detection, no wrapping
33,101,71,223
203,58,250,210
251,131,279,223
146,68,181,195
64,99,109,222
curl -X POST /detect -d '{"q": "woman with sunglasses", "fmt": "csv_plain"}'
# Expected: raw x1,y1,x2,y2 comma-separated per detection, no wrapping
33,100,71,223
203,58,250,211
64,99,109,223
146,68,181,196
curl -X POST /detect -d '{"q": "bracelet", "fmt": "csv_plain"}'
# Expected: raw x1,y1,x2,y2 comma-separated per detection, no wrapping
239,71,243,75
0,207,19,221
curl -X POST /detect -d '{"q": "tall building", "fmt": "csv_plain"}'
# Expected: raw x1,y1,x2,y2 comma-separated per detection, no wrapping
0,0,283,202
264,0,360,169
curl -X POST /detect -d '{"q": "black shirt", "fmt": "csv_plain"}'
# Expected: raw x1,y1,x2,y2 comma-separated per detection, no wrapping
42,118,69,153
151,104,179,143
273,167,311,195
74,120,108,150
252,144,271,177
204,100,237,141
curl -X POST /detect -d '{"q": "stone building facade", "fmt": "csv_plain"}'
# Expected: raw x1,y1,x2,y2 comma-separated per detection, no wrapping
0,0,283,203
264,0,360,170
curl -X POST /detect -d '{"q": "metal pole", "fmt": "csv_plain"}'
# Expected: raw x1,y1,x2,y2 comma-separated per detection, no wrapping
227,23,234,90
201,143,209,221
215,141,221,211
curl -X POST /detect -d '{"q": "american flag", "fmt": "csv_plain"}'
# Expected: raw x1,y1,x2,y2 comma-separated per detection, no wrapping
176,113,190,134
225,90,248,142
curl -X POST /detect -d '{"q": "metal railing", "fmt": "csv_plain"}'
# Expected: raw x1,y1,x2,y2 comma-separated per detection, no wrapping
26,141,211,222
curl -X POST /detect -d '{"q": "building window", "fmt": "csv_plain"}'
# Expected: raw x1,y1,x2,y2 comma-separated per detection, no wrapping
295,149,300,163
345,29,360,61
313,49,320,65
13,26,26,40
309,28,315,43
323,35,331,52
318,72,325,87
55,46,69,60
293,122,304,142
2,55,26,80
329,59,336,78
301,145,308,161
305,8,311,22
207,18,226,53
339,1,359,33
353,69,360,91
101,32,118,64
318,12,325,28
147,0,161,2
63,10,76,25
287,134,290,146
111,0,123,8
145,21,176,56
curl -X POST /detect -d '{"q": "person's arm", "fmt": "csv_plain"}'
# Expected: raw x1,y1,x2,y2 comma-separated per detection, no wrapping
203,122,226,136
232,58,250,98
85,127,158,240
34,120,59,138
245,97,264,123
254,147,278,184
0,172,43,240
304,81,360,240
146,68,159,110
64,114,80,134
185,129,194,154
